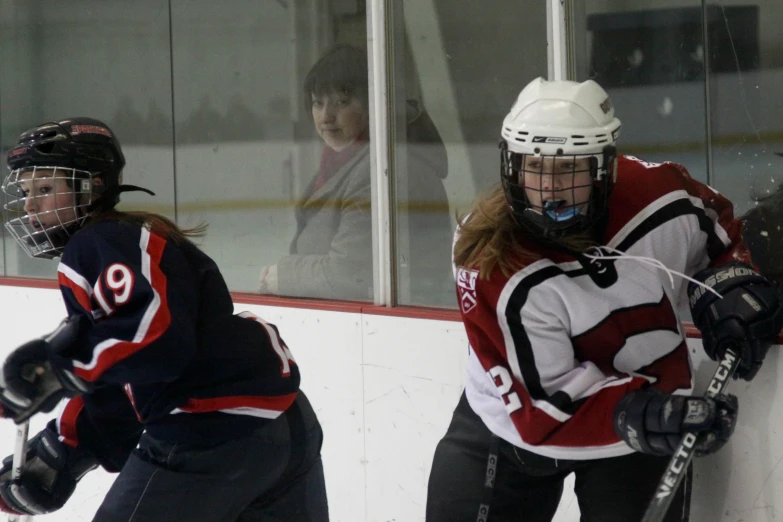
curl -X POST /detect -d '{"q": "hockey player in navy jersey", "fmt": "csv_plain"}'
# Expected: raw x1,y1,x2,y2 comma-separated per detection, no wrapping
426,78,783,521
0,117,329,521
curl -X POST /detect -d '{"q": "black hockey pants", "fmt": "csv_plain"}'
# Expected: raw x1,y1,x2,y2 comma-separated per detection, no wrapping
93,392,328,522
426,392,691,522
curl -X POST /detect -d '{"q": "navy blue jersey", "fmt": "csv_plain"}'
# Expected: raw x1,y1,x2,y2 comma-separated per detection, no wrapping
51,219,300,466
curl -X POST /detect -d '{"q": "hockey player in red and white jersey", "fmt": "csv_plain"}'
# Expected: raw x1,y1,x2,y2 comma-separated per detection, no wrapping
0,118,329,521
426,78,783,521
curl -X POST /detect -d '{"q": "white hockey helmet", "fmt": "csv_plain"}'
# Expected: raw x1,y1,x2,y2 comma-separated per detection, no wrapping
500,77,621,239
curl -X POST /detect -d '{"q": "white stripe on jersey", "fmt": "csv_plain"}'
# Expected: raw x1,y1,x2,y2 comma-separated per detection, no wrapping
607,189,728,250
465,348,635,460
58,262,103,319
133,227,161,344
57,263,92,297
74,227,162,371
170,406,284,419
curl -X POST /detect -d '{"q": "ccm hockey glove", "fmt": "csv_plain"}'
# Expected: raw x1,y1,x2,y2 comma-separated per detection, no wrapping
0,423,98,516
688,261,783,381
614,388,738,457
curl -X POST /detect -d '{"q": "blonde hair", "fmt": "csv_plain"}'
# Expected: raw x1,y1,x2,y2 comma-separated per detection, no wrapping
453,185,599,279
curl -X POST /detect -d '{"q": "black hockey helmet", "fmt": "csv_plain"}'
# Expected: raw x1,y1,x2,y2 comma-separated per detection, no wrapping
7,117,126,206
3,118,153,258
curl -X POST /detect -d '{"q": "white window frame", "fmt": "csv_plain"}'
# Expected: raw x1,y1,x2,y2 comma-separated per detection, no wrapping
366,0,570,306
367,0,393,306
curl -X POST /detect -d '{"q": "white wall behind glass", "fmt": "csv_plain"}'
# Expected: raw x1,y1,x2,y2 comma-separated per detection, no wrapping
2,286,783,521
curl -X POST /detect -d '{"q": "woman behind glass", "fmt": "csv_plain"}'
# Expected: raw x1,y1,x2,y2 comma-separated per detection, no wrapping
259,44,452,303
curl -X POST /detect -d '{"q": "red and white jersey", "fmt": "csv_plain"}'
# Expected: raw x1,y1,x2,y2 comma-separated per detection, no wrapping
459,156,750,460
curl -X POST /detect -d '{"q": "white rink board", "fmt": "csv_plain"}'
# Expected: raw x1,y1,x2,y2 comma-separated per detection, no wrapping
0,285,782,521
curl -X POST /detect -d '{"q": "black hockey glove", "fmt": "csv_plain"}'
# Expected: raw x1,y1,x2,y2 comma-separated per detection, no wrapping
1,315,91,423
688,261,783,381
614,388,738,457
0,423,98,516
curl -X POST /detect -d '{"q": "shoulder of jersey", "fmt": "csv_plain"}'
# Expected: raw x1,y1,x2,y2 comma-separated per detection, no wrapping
614,155,692,205
64,220,143,258
77,219,140,240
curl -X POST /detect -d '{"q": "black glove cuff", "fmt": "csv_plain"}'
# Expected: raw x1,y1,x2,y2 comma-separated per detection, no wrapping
614,389,663,455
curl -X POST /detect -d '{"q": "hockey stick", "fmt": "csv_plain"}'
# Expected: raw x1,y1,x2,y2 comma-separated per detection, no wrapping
8,420,31,522
641,347,740,522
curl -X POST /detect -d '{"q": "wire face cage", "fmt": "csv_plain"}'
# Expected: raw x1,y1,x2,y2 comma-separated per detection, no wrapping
500,145,616,239
2,166,95,259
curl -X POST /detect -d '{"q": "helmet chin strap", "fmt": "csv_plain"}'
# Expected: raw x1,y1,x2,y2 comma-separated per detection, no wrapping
86,184,156,213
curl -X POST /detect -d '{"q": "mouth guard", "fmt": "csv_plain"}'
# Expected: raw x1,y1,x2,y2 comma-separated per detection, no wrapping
544,200,580,222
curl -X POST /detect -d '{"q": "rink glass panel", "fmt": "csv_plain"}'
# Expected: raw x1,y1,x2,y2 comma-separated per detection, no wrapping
2,0,780,306
572,0,709,182
0,0,175,279
167,1,372,298
571,0,783,289
705,0,783,288
385,0,548,307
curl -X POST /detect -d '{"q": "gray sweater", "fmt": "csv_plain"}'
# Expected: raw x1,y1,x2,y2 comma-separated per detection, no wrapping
278,102,453,304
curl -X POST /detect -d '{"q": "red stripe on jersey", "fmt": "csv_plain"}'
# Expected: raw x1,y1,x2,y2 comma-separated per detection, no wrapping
571,293,692,393
664,161,751,267
713,239,753,268
74,230,172,381
511,379,645,448
177,393,298,414
58,271,92,313
57,396,85,448
608,157,745,264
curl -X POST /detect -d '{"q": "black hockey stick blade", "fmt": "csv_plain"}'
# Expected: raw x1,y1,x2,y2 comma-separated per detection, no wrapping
641,348,740,522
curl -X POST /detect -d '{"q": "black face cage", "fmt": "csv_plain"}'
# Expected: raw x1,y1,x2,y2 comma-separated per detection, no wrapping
2,166,96,259
500,142,617,240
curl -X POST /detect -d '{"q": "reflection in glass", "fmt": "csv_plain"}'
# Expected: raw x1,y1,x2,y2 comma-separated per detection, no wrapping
573,2,708,182
742,156,783,292
0,0,174,278
389,0,548,307
171,1,373,300
704,2,783,292
392,95,452,307
268,44,373,301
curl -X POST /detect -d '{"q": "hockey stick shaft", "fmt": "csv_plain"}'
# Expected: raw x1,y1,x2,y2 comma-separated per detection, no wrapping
641,348,740,522
8,421,31,522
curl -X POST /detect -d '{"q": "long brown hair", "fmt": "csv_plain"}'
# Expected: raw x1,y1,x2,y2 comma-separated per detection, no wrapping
87,209,207,245
454,185,599,279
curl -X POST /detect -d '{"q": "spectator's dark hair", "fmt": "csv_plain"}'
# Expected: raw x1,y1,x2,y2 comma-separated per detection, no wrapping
303,45,368,116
